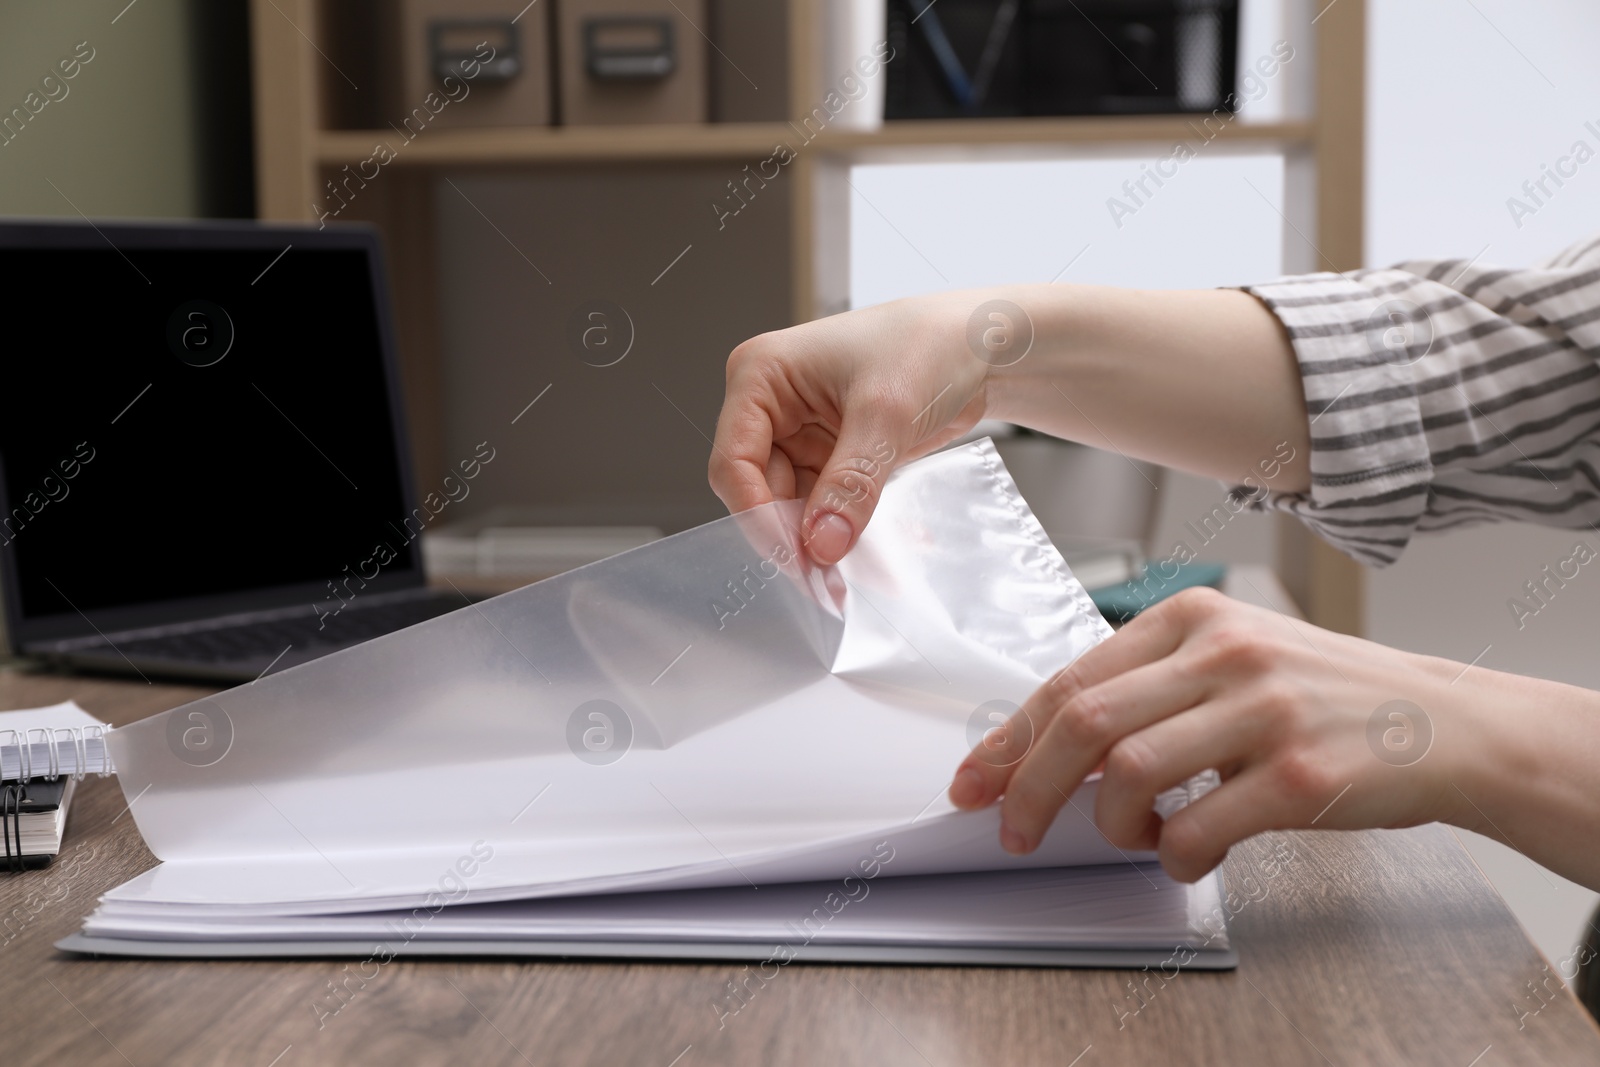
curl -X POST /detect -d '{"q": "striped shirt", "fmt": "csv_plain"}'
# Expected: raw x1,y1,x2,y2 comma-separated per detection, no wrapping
1240,234,1600,566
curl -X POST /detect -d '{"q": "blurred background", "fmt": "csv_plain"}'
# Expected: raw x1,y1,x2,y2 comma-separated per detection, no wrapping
3,0,1596,980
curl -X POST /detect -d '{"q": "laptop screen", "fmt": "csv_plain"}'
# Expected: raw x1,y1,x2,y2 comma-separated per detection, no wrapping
0,222,423,644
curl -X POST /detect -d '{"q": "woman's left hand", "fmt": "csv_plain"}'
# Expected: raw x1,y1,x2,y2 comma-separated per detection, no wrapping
946,585,1566,884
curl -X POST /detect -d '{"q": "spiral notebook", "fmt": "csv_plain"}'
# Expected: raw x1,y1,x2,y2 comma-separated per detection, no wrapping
0,702,114,782
0,702,108,870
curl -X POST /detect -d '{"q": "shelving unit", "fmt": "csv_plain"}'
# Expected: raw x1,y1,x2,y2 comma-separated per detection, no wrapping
248,0,1366,634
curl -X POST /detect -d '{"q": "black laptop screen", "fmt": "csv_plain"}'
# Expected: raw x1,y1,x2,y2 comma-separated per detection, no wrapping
0,235,420,631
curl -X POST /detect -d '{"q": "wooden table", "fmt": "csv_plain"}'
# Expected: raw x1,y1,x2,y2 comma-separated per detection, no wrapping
4,669,1600,1066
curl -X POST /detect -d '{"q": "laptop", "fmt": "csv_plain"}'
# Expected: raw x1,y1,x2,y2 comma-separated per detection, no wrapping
0,219,480,683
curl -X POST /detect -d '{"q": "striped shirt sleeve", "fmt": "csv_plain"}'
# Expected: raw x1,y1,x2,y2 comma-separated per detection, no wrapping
1236,234,1600,567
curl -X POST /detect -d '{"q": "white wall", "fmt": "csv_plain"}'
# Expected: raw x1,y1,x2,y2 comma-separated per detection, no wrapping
1366,0,1600,986
849,153,1288,301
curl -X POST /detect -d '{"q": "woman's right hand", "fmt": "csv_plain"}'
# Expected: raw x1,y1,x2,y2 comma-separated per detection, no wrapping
711,281,1311,564
709,293,1004,564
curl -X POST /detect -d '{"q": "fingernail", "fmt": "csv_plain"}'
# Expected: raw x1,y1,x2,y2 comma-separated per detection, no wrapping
949,766,984,807
807,512,853,565
1000,822,1029,855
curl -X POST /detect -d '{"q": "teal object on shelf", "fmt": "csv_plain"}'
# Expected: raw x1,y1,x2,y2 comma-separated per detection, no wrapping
1089,562,1228,624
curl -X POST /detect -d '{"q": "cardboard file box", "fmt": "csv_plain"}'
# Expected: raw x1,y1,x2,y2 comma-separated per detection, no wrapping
556,0,708,125
395,0,553,128
709,0,788,122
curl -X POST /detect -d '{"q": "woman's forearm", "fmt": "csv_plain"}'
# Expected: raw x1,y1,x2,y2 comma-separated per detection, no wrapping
972,284,1313,492
1451,667,1600,889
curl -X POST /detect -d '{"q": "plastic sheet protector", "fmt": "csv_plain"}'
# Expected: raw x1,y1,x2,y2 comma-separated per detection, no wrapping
92,439,1188,926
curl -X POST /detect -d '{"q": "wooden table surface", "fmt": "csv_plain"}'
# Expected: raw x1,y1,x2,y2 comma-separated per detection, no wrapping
4,665,1600,1067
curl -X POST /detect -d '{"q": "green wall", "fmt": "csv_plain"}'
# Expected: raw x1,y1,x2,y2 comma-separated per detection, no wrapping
0,0,252,218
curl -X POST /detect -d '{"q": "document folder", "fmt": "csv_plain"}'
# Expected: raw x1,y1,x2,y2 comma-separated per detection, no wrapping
62,440,1236,968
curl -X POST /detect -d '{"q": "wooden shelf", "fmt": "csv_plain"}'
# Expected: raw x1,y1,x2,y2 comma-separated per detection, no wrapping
314,116,1315,168
315,123,797,166
821,116,1314,151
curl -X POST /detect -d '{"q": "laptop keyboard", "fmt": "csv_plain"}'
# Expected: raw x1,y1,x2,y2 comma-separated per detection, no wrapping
111,595,468,665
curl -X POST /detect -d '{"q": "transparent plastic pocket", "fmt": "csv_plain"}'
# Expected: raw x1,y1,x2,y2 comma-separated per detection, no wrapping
105,439,1120,907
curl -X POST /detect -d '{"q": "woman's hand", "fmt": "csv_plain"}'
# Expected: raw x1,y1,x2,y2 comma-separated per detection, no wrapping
949,585,1600,890
709,294,992,565
711,284,1312,565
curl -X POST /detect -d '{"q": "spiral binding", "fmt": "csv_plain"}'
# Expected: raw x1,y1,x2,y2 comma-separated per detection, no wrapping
2,784,20,873
0,725,114,783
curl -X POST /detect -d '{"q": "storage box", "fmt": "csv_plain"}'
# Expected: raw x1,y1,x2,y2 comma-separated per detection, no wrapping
709,0,788,122
394,0,553,129
556,0,708,125
884,0,1240,119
